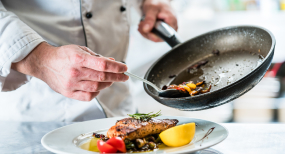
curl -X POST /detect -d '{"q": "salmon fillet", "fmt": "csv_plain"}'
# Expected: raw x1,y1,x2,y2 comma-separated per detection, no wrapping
107,118,179,140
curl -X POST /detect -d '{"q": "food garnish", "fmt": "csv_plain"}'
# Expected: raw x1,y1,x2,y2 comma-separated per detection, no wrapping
86,112,188,153
160,123,195,147
124,135,162,151
107,112,178,152
106,137,126,153
89,138,99,152
97,139,118,153
96,137,126,153
163,81,211,96
127,110,162,121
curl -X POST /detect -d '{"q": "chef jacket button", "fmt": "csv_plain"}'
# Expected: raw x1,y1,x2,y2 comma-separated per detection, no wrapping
85,12,92,19
120,6,126,12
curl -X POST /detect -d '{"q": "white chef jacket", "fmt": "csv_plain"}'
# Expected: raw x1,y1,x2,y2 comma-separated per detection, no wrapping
0,0,141,121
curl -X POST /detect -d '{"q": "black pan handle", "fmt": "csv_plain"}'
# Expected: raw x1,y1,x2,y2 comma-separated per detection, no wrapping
151,21,182,48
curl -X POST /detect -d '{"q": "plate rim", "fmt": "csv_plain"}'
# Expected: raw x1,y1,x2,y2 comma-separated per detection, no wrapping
41,116,229,154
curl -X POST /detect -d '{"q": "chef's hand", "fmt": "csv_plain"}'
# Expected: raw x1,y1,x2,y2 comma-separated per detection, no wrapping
11,42,129,101
138,0,178,42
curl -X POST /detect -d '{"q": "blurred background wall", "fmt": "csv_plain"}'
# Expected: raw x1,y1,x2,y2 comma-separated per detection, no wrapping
126,0,285,123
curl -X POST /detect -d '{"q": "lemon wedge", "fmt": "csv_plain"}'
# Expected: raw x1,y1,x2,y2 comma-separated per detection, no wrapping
89,138,99,152
159,122,195,147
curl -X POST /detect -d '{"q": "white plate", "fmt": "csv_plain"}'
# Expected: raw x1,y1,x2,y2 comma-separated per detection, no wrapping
41,116,228,154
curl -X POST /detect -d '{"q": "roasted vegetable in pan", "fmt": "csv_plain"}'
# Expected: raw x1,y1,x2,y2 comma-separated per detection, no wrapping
162,81,211,96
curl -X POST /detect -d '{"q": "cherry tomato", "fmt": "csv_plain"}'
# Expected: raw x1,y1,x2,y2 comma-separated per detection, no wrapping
106,137,126,153
97,139,117,153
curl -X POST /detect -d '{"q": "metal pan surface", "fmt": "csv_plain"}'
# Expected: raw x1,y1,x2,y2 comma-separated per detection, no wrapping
144,23,275,111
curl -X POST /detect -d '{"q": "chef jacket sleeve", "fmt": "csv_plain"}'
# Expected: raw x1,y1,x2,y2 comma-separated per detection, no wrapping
0,1,45,92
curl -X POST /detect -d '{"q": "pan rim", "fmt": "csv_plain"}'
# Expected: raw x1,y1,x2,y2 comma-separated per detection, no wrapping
143,25,276,101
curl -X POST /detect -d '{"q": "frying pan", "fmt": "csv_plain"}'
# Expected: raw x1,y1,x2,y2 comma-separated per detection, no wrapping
143,21,276,111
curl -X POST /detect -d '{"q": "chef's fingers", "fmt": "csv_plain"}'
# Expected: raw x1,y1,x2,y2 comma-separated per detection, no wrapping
81,54,128,73
75,81,113,92
78,46,106,58
138,22,162,42
141,11,177,42
78,46,116,61
146,32,163,42
141,6,159,33
70,91,100,102
107,57,115,61
78,46,97,56
79,68,129,82
157,11,178,31
138,4,163,42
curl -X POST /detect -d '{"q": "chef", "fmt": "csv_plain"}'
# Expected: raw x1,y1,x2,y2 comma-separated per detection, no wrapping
0,0,177,122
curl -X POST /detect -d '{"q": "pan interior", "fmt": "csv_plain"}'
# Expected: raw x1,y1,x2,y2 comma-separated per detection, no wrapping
170,50,264,92
146,26,273,97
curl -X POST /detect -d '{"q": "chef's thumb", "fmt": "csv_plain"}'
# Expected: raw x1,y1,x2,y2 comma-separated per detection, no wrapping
142,9,159,33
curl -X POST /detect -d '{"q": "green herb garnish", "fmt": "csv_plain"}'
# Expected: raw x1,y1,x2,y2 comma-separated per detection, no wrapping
128,110,162,121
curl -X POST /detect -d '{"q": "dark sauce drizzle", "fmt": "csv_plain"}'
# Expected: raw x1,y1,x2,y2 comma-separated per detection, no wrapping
195,127,215,146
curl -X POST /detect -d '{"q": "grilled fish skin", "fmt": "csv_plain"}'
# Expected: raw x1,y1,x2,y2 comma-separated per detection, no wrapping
107,118,179,140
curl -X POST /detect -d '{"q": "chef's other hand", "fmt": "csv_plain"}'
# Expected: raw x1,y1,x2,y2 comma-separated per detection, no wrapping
11,42,129,101
138,0,177,42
